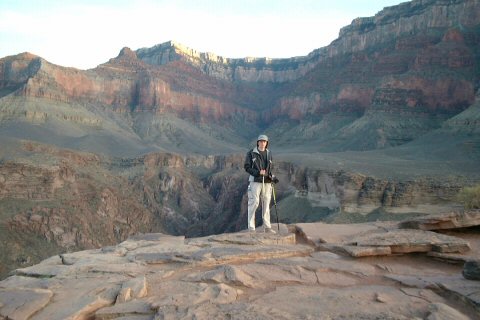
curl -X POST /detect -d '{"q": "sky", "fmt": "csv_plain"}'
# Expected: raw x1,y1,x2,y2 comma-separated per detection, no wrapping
0,0,406,70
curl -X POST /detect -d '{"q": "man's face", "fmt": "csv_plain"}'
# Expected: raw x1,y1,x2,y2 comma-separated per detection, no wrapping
258,140,267,150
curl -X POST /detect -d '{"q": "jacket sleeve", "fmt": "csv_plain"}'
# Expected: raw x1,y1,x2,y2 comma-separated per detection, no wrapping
244,151,260,177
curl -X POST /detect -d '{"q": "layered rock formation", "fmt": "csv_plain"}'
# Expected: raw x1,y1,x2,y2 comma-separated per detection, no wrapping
136,40,321,83
1,212,479,319
0,141,474,280
1,0,479,153
135,0,480,84
1,0,480,285
0,143,161,279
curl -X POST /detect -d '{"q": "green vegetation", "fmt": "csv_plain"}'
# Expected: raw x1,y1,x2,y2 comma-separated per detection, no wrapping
456,185,480,209
0,198,60,220
0,224,64,280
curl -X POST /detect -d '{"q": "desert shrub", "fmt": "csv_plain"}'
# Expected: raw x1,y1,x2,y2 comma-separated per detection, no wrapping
456,185,480,209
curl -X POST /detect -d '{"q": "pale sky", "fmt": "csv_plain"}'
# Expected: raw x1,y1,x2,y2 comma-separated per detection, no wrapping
0,0,406,70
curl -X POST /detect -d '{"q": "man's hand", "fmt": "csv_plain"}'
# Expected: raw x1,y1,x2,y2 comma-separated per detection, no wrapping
260,169,266,176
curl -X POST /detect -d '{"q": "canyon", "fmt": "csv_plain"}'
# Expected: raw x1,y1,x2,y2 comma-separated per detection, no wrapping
0,0,479,281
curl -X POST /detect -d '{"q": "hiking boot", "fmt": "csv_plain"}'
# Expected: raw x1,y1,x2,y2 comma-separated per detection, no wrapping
265,228,276,234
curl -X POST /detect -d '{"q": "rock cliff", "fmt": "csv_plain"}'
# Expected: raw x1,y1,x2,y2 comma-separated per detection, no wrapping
1,0,478,153
136,40,321,82
134,0,480,84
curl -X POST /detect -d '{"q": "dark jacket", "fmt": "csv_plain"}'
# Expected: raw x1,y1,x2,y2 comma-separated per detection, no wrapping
244,147,273,183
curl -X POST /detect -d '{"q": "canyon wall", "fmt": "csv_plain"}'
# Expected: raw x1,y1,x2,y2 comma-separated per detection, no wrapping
1,0,479,279
1,143,471,278
135,0,480,83
1,0,478,151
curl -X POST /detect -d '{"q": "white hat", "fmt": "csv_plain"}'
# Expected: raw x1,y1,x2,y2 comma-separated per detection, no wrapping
257,134,268,142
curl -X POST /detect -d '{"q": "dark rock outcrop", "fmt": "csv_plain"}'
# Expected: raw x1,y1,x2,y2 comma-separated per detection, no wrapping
463,260,480,280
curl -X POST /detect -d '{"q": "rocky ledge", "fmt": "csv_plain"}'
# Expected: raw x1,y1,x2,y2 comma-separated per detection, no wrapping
0,212,479,319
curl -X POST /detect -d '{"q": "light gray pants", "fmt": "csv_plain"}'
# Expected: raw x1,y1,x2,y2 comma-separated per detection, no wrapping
247,181,272,230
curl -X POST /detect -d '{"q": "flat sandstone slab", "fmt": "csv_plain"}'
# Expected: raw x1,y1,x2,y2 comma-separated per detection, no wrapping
294,222,389,245
351,229,471,254
296,222,470,257
400,210,480,230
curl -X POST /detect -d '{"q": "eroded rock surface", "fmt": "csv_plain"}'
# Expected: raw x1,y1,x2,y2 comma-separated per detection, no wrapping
1,217,479,319
400,210,480,230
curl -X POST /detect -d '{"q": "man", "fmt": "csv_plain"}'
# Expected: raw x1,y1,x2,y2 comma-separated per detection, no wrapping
244,134,279,233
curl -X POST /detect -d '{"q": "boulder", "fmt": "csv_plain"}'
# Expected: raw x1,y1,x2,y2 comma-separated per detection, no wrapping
463,260,480,280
